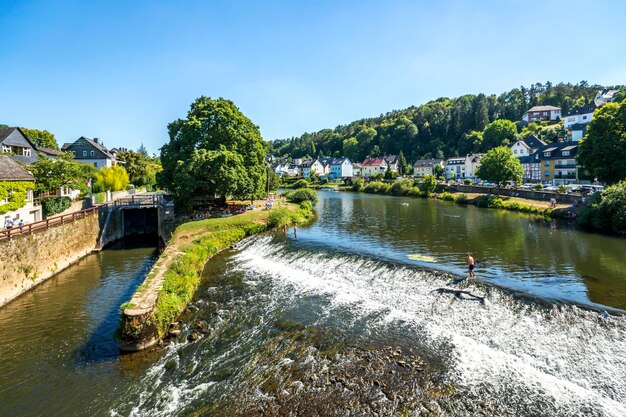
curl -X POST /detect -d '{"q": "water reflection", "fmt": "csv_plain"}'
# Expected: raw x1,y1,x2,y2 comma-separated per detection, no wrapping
299,191,626,311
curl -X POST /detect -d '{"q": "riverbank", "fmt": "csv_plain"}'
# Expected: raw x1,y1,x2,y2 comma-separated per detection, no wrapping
119,203,312,351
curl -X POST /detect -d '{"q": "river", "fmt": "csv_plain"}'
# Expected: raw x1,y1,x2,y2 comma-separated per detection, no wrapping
1,191,625,416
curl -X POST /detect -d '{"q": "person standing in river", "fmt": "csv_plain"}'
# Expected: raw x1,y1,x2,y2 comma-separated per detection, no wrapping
467,253,476,278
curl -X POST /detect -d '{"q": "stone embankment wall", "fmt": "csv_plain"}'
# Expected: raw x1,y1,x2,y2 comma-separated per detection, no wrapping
0,213,100,307
437,184,583,205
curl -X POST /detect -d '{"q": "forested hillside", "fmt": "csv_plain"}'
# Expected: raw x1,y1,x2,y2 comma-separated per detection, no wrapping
268,82,625,162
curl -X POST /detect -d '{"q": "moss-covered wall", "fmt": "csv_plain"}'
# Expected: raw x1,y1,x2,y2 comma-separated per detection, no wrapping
0,214,100,307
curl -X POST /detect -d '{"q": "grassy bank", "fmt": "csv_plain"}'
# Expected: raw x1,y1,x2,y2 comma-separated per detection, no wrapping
350,179,558,217
121,203,314,346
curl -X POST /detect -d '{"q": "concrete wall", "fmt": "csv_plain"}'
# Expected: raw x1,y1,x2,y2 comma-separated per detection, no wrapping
0,213,100,307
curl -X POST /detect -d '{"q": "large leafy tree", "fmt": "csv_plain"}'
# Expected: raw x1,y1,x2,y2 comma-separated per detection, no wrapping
115,149,162,189
577,99,626,184
159,97,266,207
30,152,90,193
481,119,518,151
20,127,59,150
476,146,523,186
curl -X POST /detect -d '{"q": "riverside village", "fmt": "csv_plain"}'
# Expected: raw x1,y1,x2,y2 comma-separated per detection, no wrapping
1,2,626,416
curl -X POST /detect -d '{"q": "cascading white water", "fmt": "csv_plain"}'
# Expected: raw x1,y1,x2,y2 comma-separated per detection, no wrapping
110,235,626,417
229,236,626,417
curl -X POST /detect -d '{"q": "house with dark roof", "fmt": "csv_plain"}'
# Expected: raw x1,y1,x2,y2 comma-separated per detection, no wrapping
299,159,324,178
522,105,561,122
523,135,547,152
594,89,620,105
0,155,42,226
36,146,63,160
444,157,465,180
536,142,580,185
383,155,399,172
412,159,443,177
0,127,39,165
563,102,603,141
328,157,353,179
62,137,116,168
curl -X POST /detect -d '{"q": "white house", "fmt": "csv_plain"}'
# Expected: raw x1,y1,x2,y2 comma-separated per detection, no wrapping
328,157,353,179
444,157,465,180
287,164,300,177
0,155,43,227
563,102,599,129
510,140,532,158
522,106,562,122
271,162,289,176
412,159,444,177
383,155,399,172
300,159,325,178
361,157,388,177
464,153,484,179
352,163,363,177
595,89,619,105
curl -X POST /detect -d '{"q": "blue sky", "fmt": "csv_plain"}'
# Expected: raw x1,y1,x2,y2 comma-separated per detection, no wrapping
1,0,625,154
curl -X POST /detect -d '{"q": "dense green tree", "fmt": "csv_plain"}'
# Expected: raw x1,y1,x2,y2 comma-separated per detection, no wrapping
268,81,611,163
577,181,626,234
433,163,444,179
137,143,149,157
31,152,90,193
481,119,518,151
159,97,267,207
420,174,437,195
94,165,130,192
577,99,626,184
20,127,59,149
115,149,162,189
342,137,359,161
397,151,411,176
475,147,523,186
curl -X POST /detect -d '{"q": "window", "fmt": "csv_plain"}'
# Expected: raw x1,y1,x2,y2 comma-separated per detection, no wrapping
543,112,548,116
514,150,517,154
90,150,95,156
2,145,10,153
545,170,550,176
544,152,551,157
26,190,33,202
582,115,587,120
72,151,76,156
23,148,31,157
82,150,88,157
93,162,98,167
544,161,550,166
562,151,570,156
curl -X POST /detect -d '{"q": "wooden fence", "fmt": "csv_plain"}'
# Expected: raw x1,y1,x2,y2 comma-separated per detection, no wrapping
0,205,103,243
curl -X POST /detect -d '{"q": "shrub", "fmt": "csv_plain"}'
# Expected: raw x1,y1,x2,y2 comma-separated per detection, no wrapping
463,179,473,185
577,181,626,235
440,192,455,201
42,196,72,217
363,181,390,194
352,178,364,192
287,188,318,205
534,183,543,191
558,185,568,194
407,186,421,196
390,179,414,196
454,194,469,205
292,179,309,189
268,206,293,228
320,177,329,185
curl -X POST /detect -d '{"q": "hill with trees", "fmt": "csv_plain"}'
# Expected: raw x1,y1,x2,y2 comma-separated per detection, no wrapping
268,82,625,162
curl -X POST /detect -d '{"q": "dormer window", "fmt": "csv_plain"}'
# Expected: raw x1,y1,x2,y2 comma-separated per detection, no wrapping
82,150,87,157
2,145,10,153
562,151,570,156
544,152,551,157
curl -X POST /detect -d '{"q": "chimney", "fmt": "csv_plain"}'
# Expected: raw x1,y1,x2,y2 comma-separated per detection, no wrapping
94,138,99,144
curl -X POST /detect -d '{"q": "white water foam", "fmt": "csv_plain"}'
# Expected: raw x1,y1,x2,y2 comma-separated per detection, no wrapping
230,237,626,416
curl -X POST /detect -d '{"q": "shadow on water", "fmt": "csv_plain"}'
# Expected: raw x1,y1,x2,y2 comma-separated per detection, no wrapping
74,234,159,364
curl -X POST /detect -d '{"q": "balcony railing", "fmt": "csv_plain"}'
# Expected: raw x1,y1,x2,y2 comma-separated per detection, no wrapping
554,164,577,169
554,174,576,179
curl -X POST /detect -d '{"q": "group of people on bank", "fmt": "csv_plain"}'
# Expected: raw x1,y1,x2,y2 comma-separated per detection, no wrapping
3,217,25,230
